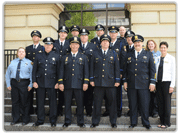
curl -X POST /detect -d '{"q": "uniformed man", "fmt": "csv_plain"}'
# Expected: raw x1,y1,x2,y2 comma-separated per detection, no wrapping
59,36,89,128
25,30,44,115
91,24,105,49
32,37,60,127
70,25,80,37
79,28,96,116
90,34,120,128
125,30,135,53
123,35,156,129
5,47,33,125
53,26,70,116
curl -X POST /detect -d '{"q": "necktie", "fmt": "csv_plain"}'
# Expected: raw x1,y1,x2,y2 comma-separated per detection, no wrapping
72,54,75,60
110,43,113,48
137,52,140,58
16,59,22,81
104,51,106,56
60,42,63,50
33,45,36,49
82,44,85,49
129,45,131,49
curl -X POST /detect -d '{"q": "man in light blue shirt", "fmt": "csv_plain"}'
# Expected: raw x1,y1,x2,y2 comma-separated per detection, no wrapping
5,47,33,126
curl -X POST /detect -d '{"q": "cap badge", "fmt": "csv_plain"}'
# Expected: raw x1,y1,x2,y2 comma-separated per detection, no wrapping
62,26,65,30
74,25,76,27
47,37,50,41
112,26,115,28
83,29,85,32
127,31,130,35
74,37,77,41
104,35,107,37
98,25,100,28
135,35,138,40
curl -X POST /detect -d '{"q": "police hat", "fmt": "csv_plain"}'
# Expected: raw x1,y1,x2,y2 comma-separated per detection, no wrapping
57,26,69,34
95,24,105,31
124,30,135,38
43,37,55,45
80,28,90,35
70,25,80,32
100,34,111,43
132,35,144,43
69,36,81,45
31,30,42,38
108,26,119,33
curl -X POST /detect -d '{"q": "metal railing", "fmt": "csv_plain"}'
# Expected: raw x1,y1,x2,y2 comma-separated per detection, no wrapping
4,49,17,70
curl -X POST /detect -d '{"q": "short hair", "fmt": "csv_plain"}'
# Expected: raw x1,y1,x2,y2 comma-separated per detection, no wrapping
159,41,168,48
16,47,26,58
146,40,158,52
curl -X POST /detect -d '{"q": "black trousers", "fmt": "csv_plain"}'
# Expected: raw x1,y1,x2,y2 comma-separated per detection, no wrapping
64,88,84,124
128,88,150,125
149,91,158,116
156,81,172,126
57,90,64,114
36,87,57,123
11,79,30,123
83,84,94,114
104,85,122,114
92,87,117,125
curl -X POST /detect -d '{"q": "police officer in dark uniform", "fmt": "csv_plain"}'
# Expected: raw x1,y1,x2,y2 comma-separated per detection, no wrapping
91,24,105,50
123,35,156,129
125,30,135,53
90,34,120,128
79,28,96,116
70,25,80,37
25,30,44,114
32,37,60,127
53,26,70,116
59,36,89,128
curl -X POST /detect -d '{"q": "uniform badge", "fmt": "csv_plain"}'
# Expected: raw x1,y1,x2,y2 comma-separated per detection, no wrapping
110,56,114,60
52,57,55,61
54,47,56,49
79,57,83,61
143,56,147,59
124,46,126,51
39,50,42,53
128,57,131,61
94,42,96,44
31,62,34,65
115,48,119,52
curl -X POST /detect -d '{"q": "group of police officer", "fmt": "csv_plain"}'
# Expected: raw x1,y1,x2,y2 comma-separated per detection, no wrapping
9,23,156,129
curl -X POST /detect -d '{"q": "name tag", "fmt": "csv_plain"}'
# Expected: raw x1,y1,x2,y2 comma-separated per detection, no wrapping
164,61,169,63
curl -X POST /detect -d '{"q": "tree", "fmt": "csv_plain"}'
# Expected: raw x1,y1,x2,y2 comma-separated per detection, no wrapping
64,3,97,41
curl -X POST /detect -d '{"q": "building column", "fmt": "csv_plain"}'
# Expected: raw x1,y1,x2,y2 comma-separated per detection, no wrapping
4,3,64,49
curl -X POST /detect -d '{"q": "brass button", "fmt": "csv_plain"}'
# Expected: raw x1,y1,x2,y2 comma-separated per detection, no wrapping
102,69,104,71
73,60,75,62
136,59,138,61
135,74,137,76
135,63,137,66
72,74,74,76
72,69,74,71
33,53,35,54
103,59,105,61
45,69,47,71
45,73,47,75
102,75,104,77
33,57,35,59
73,64,75,66
103,64,105,66
135,69,137,71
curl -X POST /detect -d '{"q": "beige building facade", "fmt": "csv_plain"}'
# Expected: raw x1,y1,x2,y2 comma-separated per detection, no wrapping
4,3,176,57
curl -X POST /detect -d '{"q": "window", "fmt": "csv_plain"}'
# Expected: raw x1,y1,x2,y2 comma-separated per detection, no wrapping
59,3,130,40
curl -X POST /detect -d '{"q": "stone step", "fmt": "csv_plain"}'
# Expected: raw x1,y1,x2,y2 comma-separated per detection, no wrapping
4,105,177,115
4,122,176,131
4,97,176,107
4,113,176,125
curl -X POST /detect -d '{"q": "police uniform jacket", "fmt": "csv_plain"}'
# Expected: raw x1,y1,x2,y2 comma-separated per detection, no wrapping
123,49,156,89
126,44,134,53
90,49,120,87
91,37,101,50
53,39,70,58
32,51,60,88
25,44,44,63
58,52,89,89
79,42,97,62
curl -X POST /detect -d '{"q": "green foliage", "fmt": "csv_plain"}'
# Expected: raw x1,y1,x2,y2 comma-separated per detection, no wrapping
64,3,97,41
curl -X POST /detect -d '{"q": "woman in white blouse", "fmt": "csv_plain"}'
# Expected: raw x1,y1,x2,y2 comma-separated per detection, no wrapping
155,41,175,129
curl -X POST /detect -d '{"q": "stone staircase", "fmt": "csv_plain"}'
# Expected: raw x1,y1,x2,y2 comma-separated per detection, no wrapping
4,85,176,131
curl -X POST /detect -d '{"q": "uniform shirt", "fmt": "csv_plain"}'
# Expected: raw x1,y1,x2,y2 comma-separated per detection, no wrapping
129,43,134,49
135,49,142,58
71,51,78,57
111,39,117,47
5,57,33,88
81,42,88,49
102,48,109,55
33,43,39,49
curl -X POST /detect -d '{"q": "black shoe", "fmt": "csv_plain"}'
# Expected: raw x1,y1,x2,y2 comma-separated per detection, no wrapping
125,110,130,117
101,111,109,117
111,124,117,128
62,123,71,128
78,123,86,128
90,124,98,128
129,124,137,128
117,112,122,117
10,122,18,125
143,125,152,129
51,123,56,127
152,113,158,118
22,122,28,126
32,122,44,127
